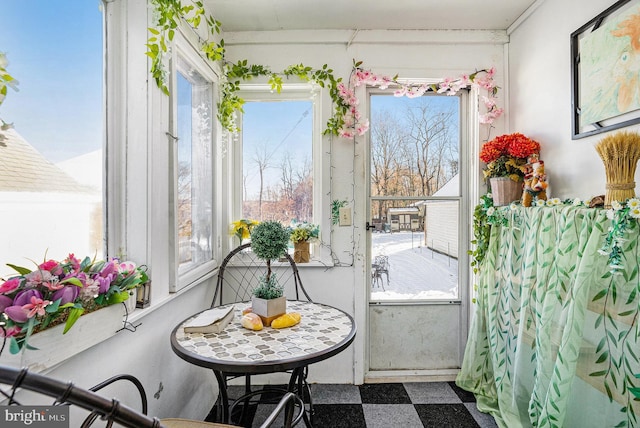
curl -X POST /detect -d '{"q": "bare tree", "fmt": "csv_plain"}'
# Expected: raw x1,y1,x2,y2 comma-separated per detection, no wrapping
251,142,275,220
280,153,295,203
371,110,404,220
370,97,459,204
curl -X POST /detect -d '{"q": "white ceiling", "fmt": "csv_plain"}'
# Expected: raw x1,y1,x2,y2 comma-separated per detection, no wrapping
205,0,540,32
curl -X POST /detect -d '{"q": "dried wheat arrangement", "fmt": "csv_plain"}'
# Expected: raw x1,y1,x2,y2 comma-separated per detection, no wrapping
595,131,640,206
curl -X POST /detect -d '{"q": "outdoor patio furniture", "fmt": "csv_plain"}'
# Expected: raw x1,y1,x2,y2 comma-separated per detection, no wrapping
371,255,390,290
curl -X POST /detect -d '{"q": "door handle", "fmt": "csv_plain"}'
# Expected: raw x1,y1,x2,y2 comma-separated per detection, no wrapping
366,222,374,231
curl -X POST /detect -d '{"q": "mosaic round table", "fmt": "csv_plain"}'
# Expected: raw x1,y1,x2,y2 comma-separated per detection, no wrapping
170,300,356,425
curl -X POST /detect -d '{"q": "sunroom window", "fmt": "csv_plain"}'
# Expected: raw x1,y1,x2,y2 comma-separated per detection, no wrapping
234,86,321,252
0,1,104,269
171,52,216,290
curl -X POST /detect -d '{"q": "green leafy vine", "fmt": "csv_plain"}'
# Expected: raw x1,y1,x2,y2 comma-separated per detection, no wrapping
146,3,502,138
469,193,509,274
0,52,18,110
218,60,342,134
146,0,223,96
0,51,19,143
599,198,640,273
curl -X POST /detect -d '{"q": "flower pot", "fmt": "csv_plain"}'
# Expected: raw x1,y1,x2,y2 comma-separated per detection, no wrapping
252,296,286,326
2,304,124,372
293,241,310,263
125,290,137,314
489,177,522,206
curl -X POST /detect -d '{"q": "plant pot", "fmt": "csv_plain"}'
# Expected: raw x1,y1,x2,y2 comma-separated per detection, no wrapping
2,304,125,372
252,296,286,326
489,177,523,206
125,290,137,314
293,241,310,263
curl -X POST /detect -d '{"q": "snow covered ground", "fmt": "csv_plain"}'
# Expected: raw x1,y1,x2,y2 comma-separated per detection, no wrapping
370,231,458,300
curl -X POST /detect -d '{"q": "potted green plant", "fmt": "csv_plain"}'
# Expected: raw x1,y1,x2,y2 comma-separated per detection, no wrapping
250,221,290,324
289,222,320,263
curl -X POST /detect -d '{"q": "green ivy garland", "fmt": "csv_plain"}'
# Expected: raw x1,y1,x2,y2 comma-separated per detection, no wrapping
218,61,342,134
599,198,640,273
470,195,640,277
146,1,345,134
469,193,508,274
0,52,18,109
146,0,223,96
146,3,502,138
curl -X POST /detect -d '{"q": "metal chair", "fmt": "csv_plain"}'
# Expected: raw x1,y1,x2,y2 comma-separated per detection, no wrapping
209,243,314,426
372,255,390,290
212,243,312,307
0,365,303,428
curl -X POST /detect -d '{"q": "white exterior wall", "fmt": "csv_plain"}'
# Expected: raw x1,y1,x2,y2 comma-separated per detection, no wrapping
0,192,101,264
425,201,459,258
508,0,640,200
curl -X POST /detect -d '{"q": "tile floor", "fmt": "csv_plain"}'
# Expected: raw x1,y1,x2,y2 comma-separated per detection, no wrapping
209,382,498,428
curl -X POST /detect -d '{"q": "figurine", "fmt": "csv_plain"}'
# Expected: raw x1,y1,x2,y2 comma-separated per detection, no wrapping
521,154,548,207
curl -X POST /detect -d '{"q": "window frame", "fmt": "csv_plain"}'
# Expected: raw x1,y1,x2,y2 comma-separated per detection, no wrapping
229,84,326,261
168,34,219,291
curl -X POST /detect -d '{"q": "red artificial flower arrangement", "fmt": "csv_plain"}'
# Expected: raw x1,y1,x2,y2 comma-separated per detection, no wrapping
480,133,540,182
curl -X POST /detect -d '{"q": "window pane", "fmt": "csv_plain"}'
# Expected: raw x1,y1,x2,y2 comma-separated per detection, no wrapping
242,101,313,223
0,0,103,268
176,59,213,273
370,95,460,301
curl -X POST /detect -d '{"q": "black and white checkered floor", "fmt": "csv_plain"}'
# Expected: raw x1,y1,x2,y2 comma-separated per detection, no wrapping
208,382,498,428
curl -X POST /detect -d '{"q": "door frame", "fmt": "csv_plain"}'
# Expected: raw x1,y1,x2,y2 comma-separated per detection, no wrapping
362,87,480,382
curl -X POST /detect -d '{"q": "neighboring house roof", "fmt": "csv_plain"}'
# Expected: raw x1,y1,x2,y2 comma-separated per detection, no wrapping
56,149,102,192
388,207,420,214
433,174,459,197
0,128,93,193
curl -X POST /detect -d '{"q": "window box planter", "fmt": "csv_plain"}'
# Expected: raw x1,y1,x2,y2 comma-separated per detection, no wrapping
2,304,125,372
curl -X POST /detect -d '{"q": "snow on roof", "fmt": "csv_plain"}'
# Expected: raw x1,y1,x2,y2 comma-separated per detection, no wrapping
388,207,420,214
0,128,93,193
433,174,459,197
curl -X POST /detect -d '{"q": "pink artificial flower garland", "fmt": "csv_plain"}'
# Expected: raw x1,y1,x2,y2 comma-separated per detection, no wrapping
336,64,503,139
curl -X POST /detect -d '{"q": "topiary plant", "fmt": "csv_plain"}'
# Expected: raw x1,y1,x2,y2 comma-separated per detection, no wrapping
250,221,290,299
252,274,283,300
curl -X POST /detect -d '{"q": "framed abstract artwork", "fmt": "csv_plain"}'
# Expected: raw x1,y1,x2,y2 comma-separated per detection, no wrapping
571,0,640,139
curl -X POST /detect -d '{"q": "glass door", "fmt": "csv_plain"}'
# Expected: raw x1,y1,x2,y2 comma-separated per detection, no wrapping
367,91,470,377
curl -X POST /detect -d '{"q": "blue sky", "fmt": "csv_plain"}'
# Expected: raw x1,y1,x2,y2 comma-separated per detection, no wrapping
242,100,312,199
0,0,102,163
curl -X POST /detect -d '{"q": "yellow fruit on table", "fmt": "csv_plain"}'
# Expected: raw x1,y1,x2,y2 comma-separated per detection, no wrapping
271,312,301,329
241,312,263,331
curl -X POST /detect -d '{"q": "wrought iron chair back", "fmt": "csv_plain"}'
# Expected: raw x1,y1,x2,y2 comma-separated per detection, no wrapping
212,243,312,307
0,365,304,428
0,365,161,428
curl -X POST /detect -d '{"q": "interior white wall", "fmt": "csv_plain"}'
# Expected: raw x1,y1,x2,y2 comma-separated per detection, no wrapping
508,0,640,200
223,30,508,384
